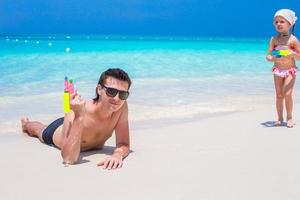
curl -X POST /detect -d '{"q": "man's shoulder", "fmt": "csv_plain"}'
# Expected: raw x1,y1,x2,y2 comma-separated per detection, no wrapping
114,102,128,123
121,101,128,110
84,100,96,112
115,101,128,117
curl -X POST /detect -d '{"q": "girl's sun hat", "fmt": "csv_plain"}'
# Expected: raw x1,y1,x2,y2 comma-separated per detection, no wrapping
274,9,297,26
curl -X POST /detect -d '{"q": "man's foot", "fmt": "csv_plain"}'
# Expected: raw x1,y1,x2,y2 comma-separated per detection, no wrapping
287,119,294,128
21,117,30,134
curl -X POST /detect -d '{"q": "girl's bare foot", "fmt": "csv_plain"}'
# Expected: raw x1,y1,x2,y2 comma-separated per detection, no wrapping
21,117,30,133
287,119,294,128
275,120,283,126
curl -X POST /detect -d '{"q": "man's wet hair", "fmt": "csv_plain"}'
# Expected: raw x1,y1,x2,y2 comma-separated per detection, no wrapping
93,68,131,102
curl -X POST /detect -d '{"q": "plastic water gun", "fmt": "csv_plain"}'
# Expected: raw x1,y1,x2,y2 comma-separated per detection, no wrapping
270,49,290,58
63,76,74,113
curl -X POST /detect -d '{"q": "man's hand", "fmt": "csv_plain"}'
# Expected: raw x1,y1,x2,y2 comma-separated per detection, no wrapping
97,154,123,170
70,92,85,117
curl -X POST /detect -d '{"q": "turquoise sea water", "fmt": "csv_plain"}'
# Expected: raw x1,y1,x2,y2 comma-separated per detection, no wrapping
0,35,299,131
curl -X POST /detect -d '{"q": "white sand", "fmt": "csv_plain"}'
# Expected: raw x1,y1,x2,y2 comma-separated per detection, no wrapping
1,104,300,200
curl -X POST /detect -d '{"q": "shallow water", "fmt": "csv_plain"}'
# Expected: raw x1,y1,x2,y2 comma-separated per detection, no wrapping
1,35,299,132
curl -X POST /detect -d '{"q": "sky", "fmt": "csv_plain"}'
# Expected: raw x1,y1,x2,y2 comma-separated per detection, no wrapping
0,0,299,38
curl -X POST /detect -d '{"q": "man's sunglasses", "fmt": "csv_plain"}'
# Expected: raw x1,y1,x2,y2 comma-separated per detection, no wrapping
100,84,130,100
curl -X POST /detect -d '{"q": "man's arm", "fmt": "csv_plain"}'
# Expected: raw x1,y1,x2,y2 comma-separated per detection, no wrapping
113,102,130,159
97,102,130,169
61,93,85,164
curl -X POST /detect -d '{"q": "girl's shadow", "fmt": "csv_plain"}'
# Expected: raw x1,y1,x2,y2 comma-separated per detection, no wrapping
260,121,287,127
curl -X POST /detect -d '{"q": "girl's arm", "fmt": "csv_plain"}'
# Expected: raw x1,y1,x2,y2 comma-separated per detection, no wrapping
266,37,275,62
290,37,300,60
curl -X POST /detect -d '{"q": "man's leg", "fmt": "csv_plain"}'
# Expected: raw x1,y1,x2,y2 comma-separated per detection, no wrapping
21,117,46,142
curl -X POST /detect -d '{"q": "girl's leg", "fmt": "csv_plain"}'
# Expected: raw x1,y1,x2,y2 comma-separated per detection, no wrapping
273,75,285,125
21,117,46,142
283,75,296,128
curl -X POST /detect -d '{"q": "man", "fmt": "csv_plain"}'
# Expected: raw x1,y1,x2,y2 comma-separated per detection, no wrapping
21,68,131,170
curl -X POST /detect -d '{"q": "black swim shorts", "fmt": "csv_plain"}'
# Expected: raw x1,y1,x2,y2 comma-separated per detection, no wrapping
42,117,64,146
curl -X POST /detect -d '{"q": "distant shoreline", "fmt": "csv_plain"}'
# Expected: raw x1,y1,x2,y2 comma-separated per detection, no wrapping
0,34,269,43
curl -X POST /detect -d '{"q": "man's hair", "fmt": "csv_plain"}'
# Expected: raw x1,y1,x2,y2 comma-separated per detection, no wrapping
93,68,132,102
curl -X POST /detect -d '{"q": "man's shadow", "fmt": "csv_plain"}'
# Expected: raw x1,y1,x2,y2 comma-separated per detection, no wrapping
260,121,287,127
76,146,133,164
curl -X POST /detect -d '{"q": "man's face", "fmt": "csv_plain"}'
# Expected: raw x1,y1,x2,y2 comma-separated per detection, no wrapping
98,76,129,112
274,16,291,33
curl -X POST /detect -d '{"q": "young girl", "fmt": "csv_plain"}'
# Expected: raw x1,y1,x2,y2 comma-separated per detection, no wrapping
266,9,300,128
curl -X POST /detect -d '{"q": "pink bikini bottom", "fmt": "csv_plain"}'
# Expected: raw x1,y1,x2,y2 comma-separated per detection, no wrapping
272,66,298,78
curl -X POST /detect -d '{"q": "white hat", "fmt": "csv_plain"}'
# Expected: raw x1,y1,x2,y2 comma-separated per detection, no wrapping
274,9,297,26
